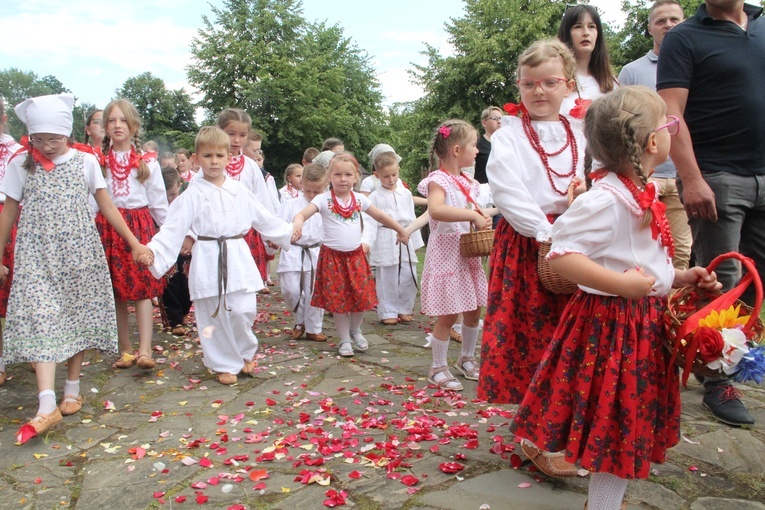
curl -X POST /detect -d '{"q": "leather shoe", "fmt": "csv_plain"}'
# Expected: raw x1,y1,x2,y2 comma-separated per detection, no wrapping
306,332,327,342
59,395,84,416
702,379,755,427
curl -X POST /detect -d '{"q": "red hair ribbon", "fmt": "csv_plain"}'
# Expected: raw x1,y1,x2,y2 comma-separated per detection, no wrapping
568,98,592,120
503,102,527,116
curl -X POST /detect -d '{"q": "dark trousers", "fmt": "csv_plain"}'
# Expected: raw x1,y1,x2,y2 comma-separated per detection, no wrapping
163,255,192,327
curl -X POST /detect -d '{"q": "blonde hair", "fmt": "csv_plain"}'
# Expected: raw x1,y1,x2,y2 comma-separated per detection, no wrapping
195,126,231,153
518,39,577,82
428,119,476,171
217,108,252,130
284,163,302,180
374,152,399,172
302,163,327,183
481,106,502,121
102,99,150,183
328,153,360,176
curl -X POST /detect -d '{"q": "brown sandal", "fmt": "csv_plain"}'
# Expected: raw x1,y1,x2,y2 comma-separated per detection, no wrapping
449,328,463,343
381,318,398,326
291,324,305,340
306,332,327,342
29,408,63,435
242,359,256,374
59,395,84,416
113,352,136,369
136,354,156,370
521,441,578,478
398,314,414,323
216,373,238,385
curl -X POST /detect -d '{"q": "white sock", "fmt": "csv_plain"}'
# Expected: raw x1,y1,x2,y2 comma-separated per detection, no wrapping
588,472,628,510
0,356,5,373
63,379,80,398
38,389,57,416
431,336,449,368
333,313,351,344
349,312,365,335
461,324,479,358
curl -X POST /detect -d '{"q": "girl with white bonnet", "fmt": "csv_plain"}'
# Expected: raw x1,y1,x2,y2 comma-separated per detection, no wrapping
0,93,153,443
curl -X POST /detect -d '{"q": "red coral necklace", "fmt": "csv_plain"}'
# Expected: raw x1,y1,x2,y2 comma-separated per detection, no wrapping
108,147,140,182
521,110,578,196
330,189,359,219
226,155,244,179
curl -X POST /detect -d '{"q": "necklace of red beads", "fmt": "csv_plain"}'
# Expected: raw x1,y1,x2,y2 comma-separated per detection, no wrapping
226,154,244,179
616,173,676,257
330,189,359,219
521,110,578,196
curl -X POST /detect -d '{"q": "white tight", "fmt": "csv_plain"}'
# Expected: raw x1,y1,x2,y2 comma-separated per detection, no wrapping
588,472,628,510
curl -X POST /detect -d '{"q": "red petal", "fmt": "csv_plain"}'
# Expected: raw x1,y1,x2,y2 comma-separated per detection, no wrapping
15,423,38,444
253,482,267,490
348,470,363,479
510,453,524,469
438,462,465,474
153,491,165,499
249,469,269,481
175,495,187,503
400,474,419,486
199,457,213,468
195,492,209,504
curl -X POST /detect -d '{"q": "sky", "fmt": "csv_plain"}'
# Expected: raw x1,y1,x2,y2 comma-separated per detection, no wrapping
1,0,624,112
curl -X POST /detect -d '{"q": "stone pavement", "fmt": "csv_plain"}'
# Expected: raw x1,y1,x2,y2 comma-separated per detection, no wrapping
1,282,764,510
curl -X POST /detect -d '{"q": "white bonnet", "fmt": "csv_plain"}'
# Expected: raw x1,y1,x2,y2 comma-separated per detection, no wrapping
15,93,74,136
312,150,336,169
368,143,402,170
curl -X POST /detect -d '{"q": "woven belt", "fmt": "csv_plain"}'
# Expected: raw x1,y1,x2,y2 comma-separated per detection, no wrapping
197,234,245,317
398,243,419,290
293,242,321,313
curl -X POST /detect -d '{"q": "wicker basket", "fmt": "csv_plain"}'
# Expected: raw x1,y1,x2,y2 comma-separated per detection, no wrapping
460,227,494,258
537,241,578,295
665,252,765,384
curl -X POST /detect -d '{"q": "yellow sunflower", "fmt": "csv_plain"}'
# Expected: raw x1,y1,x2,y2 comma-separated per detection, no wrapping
698,304,750,330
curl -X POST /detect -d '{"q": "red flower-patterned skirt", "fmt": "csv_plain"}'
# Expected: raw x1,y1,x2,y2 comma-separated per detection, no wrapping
0,203,18,317
245,229,268,280
477,218,571,404
311,245,377,313
96,206,165,301
510,291,681,479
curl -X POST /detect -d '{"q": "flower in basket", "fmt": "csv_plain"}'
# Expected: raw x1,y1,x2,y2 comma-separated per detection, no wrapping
692,304,765,383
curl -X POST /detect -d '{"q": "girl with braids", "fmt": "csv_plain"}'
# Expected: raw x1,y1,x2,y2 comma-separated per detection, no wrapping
0,96,22,386
292,153,408,357
416,120,489,391
511,86,721,509
0,94,152,441
477,39,585,478
558,4,618,117
98,99,168,370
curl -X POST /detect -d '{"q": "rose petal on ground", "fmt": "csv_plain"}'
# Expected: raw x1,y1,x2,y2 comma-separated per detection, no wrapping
400,474,419,486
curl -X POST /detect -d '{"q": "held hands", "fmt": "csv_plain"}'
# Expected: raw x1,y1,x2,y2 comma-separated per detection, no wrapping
395,230,410,245
180,235,195,256
674,267,722,291
472,211,488,231
571,178,587,199
620,267,656,300
0,264,8,284
132,244,155,267
361,243,370,254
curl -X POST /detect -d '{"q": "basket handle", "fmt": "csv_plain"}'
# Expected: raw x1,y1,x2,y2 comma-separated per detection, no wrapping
672,252,763,386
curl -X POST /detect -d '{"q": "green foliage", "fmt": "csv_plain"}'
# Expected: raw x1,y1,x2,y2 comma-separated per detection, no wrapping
188,0,388,179
115,72,198,145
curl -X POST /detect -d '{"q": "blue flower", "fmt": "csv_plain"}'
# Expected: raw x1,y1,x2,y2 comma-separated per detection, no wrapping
731,345,765,385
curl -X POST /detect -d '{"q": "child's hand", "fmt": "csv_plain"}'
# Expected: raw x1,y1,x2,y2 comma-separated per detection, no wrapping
362,243,370,254
180,235,195,256
570,177,587,199
133,245,154,266
674,267,723,291
266,240,279,250
291,226,302,243
472,211,487,231
620,267,656,299
396,232,410,245
0,264,8,284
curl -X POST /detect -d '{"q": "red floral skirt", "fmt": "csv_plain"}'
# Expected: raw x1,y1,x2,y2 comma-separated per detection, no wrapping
0,203,18,317
245,229,268,280
311,245,377,313
510,291,681,479
477,219,571,404
96,206,165,301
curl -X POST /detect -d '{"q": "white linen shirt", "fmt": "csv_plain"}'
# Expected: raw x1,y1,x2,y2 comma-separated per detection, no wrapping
277,195,323,272
487,115,585,242
549,172,675,297
310,191,371,252
0,134,23,203
104,151,168,226
147,176,293,300
191,155,274,214
362,186,424,266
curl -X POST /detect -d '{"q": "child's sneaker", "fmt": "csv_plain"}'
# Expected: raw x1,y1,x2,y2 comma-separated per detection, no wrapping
351,332,369,351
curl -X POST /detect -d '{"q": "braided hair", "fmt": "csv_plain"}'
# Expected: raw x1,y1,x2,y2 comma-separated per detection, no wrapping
428,119,476,172
101,99,150,183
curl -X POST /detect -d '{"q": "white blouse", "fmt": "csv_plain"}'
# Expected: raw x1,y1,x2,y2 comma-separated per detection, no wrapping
560,73,609,116
549,172,675,297
277,195,323,272
310,191,371,252
148,176,293,300
487,115,585,241
191,155,274,214
104,151,168,226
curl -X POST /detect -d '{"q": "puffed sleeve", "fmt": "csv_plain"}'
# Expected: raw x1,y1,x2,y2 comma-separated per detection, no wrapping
417,171,450,198
549,190,616,259
0,155,28,202
81,152,106,195
145,160,169,226
147,192,195,278
487,126,552,242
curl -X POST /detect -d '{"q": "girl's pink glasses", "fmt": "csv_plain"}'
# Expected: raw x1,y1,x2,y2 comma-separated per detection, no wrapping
656,115,680,136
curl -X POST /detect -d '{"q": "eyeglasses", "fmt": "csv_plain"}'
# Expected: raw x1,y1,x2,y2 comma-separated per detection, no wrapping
655,115,680,136
487,116,502,122
517,77,569,93
30,136,67,149
252,149,264,156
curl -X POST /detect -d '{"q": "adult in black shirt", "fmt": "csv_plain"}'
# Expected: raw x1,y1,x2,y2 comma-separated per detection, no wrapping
658,0,765,428
474,106,503,184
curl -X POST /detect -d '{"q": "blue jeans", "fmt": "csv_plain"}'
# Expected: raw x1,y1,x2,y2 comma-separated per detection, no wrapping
682,172,765,305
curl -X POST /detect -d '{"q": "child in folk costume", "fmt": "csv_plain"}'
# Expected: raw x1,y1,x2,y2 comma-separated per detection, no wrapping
142,127,293,385
0,94,153,441
279,163,303,202
511,86,721,509
0,97,22,386
278,163,327,345
417,120,490,391
292,153,409,357
98,99,168,371
476,39,586,476
176,148,193,182
361,151,424,325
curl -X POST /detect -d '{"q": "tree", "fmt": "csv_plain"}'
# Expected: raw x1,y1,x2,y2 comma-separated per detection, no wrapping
115,72,197,142
188,0,387,178
0,68,66,140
